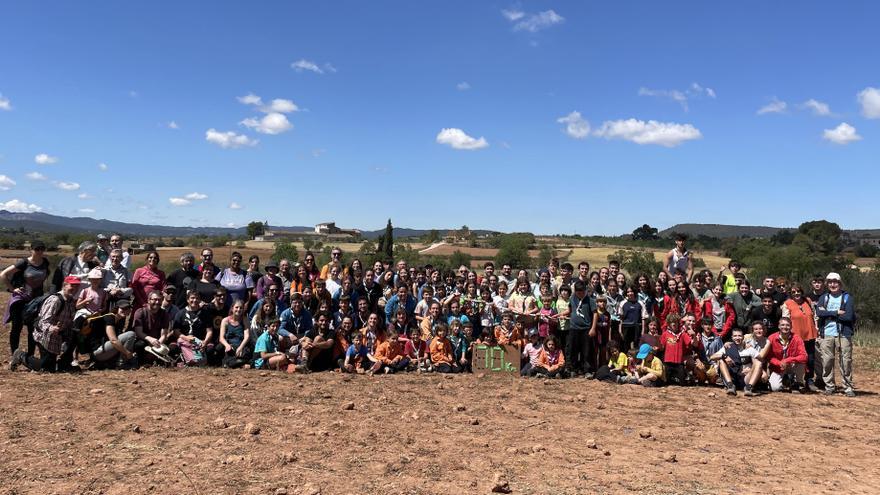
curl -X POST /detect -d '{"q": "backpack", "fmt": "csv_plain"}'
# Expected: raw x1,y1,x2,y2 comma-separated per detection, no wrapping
23,293,64,326
178,337,206,367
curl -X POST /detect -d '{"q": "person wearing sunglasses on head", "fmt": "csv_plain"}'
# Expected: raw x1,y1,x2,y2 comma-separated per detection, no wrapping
2,240,51,358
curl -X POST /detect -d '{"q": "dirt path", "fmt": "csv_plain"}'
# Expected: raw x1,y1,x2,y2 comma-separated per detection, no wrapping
1,360,879,495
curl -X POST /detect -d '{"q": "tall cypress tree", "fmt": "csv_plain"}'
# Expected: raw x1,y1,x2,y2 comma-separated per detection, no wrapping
384,218,394,259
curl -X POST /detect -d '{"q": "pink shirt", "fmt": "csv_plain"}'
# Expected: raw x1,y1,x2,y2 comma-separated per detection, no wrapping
522,342,542,366
131,267,166,309
78,286,105,313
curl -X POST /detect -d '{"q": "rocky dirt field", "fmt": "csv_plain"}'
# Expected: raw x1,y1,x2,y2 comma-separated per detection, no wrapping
1,346,879,495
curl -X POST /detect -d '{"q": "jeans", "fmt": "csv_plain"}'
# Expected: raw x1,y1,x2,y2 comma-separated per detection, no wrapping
23,343,58,372
8,303,36,356
565,329,592,374
817,335,854,392
93,331,137,362
804,339,817,382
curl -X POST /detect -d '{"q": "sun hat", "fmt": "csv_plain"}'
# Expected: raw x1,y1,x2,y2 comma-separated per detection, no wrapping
825,272,841,282
145,344,172,363
265,259,279,270
636,343,653,360
87,268,104,280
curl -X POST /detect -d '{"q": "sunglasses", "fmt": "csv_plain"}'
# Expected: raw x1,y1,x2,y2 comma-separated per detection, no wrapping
202,254,213,258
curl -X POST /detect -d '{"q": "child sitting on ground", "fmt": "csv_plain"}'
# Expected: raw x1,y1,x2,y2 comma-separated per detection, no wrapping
496,313,524,349
597,341,629,383
521,329,542,376
429,323,458,373
404,326,430,372
372,330,409,374
342,332,373,374
532,336,565,378
253,319,289,371
634,343,664,387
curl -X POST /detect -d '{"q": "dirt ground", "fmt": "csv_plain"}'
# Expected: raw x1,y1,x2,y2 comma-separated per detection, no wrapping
1,337,879,495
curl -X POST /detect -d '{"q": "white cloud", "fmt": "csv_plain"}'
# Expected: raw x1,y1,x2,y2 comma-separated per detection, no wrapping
25,172,47,181
501,9,525,21
169,197,191,206
54,181,80,191
858,87,880,119
757,98,787,115
800,99,832,116
167,121,179,129
35,153,58,165
0,175,15,190
77,193,92,199
823,122,862,145
291,59,327,74
593,119,702,147
311,148,326,158
240,113,293,135
456,82,471,91
436,128,489,150
512,10,564,32
226,222,237,228
0,199,42,213
205,128,258,149
556,111,591,139
0,93,11,111
78,208,95,214
239,94,298,113
229,202,243,210
237,93,263,106
97,162,108,171
639,83,715,111
185,192,208,200
264,98,298,113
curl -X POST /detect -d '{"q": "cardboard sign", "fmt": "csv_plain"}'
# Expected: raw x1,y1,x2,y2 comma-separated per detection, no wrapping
473,344,521,373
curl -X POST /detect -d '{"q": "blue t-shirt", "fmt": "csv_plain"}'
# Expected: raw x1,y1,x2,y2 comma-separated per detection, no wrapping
346,343,368,361
823,294,842,337
253,331,278,369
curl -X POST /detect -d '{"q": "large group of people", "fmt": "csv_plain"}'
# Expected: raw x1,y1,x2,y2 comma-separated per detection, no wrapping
2,233,858,397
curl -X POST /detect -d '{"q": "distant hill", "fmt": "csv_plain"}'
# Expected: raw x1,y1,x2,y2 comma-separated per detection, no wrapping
660,224,788,239
0,211,495,240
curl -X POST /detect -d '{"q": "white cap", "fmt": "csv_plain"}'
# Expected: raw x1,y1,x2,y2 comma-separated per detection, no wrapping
826,272,841,282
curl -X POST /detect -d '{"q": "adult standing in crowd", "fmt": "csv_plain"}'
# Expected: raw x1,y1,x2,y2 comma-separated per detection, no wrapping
165,252,198,308
665,234,693,281
320,247,344,280
95,234,112,265
10,276,80,372
781,284,819,391
50,240,100,294
3,240,50,357
215,251,254,306
197,248,216,273
254,259,282,302
722,280,761,338
246,255,262,287
815,272,856,397
106,234,131,270
102,248,133,305
131,251,166,309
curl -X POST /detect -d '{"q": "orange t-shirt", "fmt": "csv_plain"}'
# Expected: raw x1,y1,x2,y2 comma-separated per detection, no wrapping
429,337,453,365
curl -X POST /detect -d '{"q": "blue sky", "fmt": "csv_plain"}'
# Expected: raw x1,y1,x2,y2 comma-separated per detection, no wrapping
1,1,878,235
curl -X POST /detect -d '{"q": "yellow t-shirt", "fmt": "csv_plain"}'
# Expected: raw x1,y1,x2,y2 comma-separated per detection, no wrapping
643,356,665,380
608,352,628,371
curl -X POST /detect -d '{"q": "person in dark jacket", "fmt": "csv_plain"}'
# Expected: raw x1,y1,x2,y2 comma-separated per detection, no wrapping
815,272,856,397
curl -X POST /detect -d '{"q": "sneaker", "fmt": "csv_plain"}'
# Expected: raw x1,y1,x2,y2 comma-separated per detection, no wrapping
726,386,737,396
583,372,595,380
806,380,819,393
743,386,756,397
535,373,549,379
9,349,24,371
845,389,856,398
823,388,835,396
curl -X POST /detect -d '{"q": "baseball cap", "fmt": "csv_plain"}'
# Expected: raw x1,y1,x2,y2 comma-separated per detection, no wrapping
114,299,132,310
826,272,842,282
636,343,653,360
63,276,83,285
